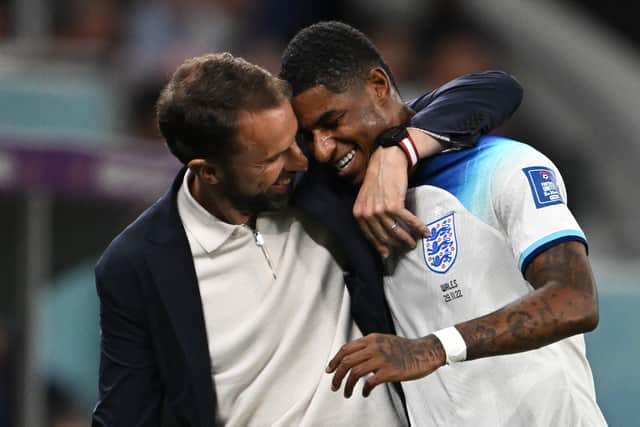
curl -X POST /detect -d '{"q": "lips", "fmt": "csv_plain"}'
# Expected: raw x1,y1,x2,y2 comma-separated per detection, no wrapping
270,174,294,193
335,148,356,171
274,176,292,186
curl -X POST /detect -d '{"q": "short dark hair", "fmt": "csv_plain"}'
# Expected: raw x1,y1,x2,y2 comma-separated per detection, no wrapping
280,21,398,96
157,53,292,164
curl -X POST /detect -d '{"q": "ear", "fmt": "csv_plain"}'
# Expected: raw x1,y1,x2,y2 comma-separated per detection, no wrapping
188,158,223,185
366,67,392,101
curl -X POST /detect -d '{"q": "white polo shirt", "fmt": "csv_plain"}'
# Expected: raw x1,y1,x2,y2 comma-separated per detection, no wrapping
385,136,606,426
177,170,407,427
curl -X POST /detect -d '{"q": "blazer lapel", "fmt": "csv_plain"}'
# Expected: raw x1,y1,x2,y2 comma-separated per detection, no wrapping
145,168,216,427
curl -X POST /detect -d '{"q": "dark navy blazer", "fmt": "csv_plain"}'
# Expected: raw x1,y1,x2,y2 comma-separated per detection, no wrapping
92,71,522,426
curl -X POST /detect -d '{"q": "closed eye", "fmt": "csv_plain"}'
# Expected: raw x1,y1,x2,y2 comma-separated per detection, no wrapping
264,152,283,163
319,113,344,130
314,110,344,131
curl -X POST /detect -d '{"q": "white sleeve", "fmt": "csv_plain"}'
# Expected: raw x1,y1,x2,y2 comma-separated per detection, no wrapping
492,147,587,273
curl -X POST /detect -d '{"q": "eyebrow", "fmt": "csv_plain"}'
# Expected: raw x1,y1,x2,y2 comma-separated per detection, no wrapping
311,110,341,130
264,133,298,162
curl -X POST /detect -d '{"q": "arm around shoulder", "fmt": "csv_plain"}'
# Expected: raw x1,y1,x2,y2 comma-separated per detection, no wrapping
410,70,523,148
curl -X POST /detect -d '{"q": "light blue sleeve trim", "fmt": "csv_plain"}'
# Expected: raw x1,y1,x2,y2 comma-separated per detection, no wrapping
518,229,587,272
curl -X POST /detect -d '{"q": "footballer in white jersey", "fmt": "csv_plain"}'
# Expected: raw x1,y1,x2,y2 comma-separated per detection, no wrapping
331,136,607,426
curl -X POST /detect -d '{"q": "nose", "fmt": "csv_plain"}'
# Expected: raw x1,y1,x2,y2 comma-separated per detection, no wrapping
285,141,308,172
311,131,336,163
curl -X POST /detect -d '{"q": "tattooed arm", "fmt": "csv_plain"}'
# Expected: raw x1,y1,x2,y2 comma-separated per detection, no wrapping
458,240,598,358
326,241,599,397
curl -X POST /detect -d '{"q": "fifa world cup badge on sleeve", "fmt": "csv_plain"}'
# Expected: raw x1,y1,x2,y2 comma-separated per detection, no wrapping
523,166,564,208
422,212,457,274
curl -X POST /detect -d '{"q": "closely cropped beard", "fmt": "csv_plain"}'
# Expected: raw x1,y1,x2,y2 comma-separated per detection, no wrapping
222,180,292,216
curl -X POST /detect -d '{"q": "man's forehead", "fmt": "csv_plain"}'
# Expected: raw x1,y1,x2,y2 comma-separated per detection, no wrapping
234,103,297,156
292,85,346,126
236,100,293,122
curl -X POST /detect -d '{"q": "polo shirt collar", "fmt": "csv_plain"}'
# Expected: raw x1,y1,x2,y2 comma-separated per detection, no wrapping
178,170,244,254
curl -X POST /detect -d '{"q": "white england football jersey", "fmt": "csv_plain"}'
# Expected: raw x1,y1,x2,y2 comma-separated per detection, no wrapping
384,136,607,426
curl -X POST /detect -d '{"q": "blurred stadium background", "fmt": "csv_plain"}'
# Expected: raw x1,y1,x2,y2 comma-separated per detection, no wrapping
0,1,638,426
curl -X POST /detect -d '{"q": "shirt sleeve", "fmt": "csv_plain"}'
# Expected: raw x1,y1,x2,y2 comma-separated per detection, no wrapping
492,146,587,274
408,71,523,148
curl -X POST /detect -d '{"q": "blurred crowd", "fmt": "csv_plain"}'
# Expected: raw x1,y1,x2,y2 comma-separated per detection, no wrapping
0,0,508,142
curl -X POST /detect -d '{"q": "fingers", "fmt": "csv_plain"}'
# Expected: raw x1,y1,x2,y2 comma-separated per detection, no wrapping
343,359,379,398
328,334,414,399
354,143,419,254
326,339,368,373
385,217,419,249
356,212,422,255
328,334,441,399
394,208,430,239
362,372,382,397
361,216,403,255
331,349,373,393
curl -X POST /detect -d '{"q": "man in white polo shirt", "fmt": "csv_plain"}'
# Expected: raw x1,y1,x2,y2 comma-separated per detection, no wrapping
93,52,407,426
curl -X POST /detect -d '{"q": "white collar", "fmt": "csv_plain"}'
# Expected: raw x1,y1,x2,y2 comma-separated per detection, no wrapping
177,169,245,254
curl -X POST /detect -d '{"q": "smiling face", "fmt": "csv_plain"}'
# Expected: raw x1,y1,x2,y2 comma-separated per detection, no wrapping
221,100,307,212
292,79,392,185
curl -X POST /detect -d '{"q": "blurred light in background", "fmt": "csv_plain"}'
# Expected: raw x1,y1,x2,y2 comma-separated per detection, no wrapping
0,1,638,426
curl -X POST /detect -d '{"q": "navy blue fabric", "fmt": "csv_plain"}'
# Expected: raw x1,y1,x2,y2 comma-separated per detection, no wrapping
92,71,522,425
93,170,215,427
409,70,523,147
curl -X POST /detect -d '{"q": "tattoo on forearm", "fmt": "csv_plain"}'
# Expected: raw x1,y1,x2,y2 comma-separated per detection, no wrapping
536,297,556,325
507,311,534,341
470,324,497,352
463,242,596,360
